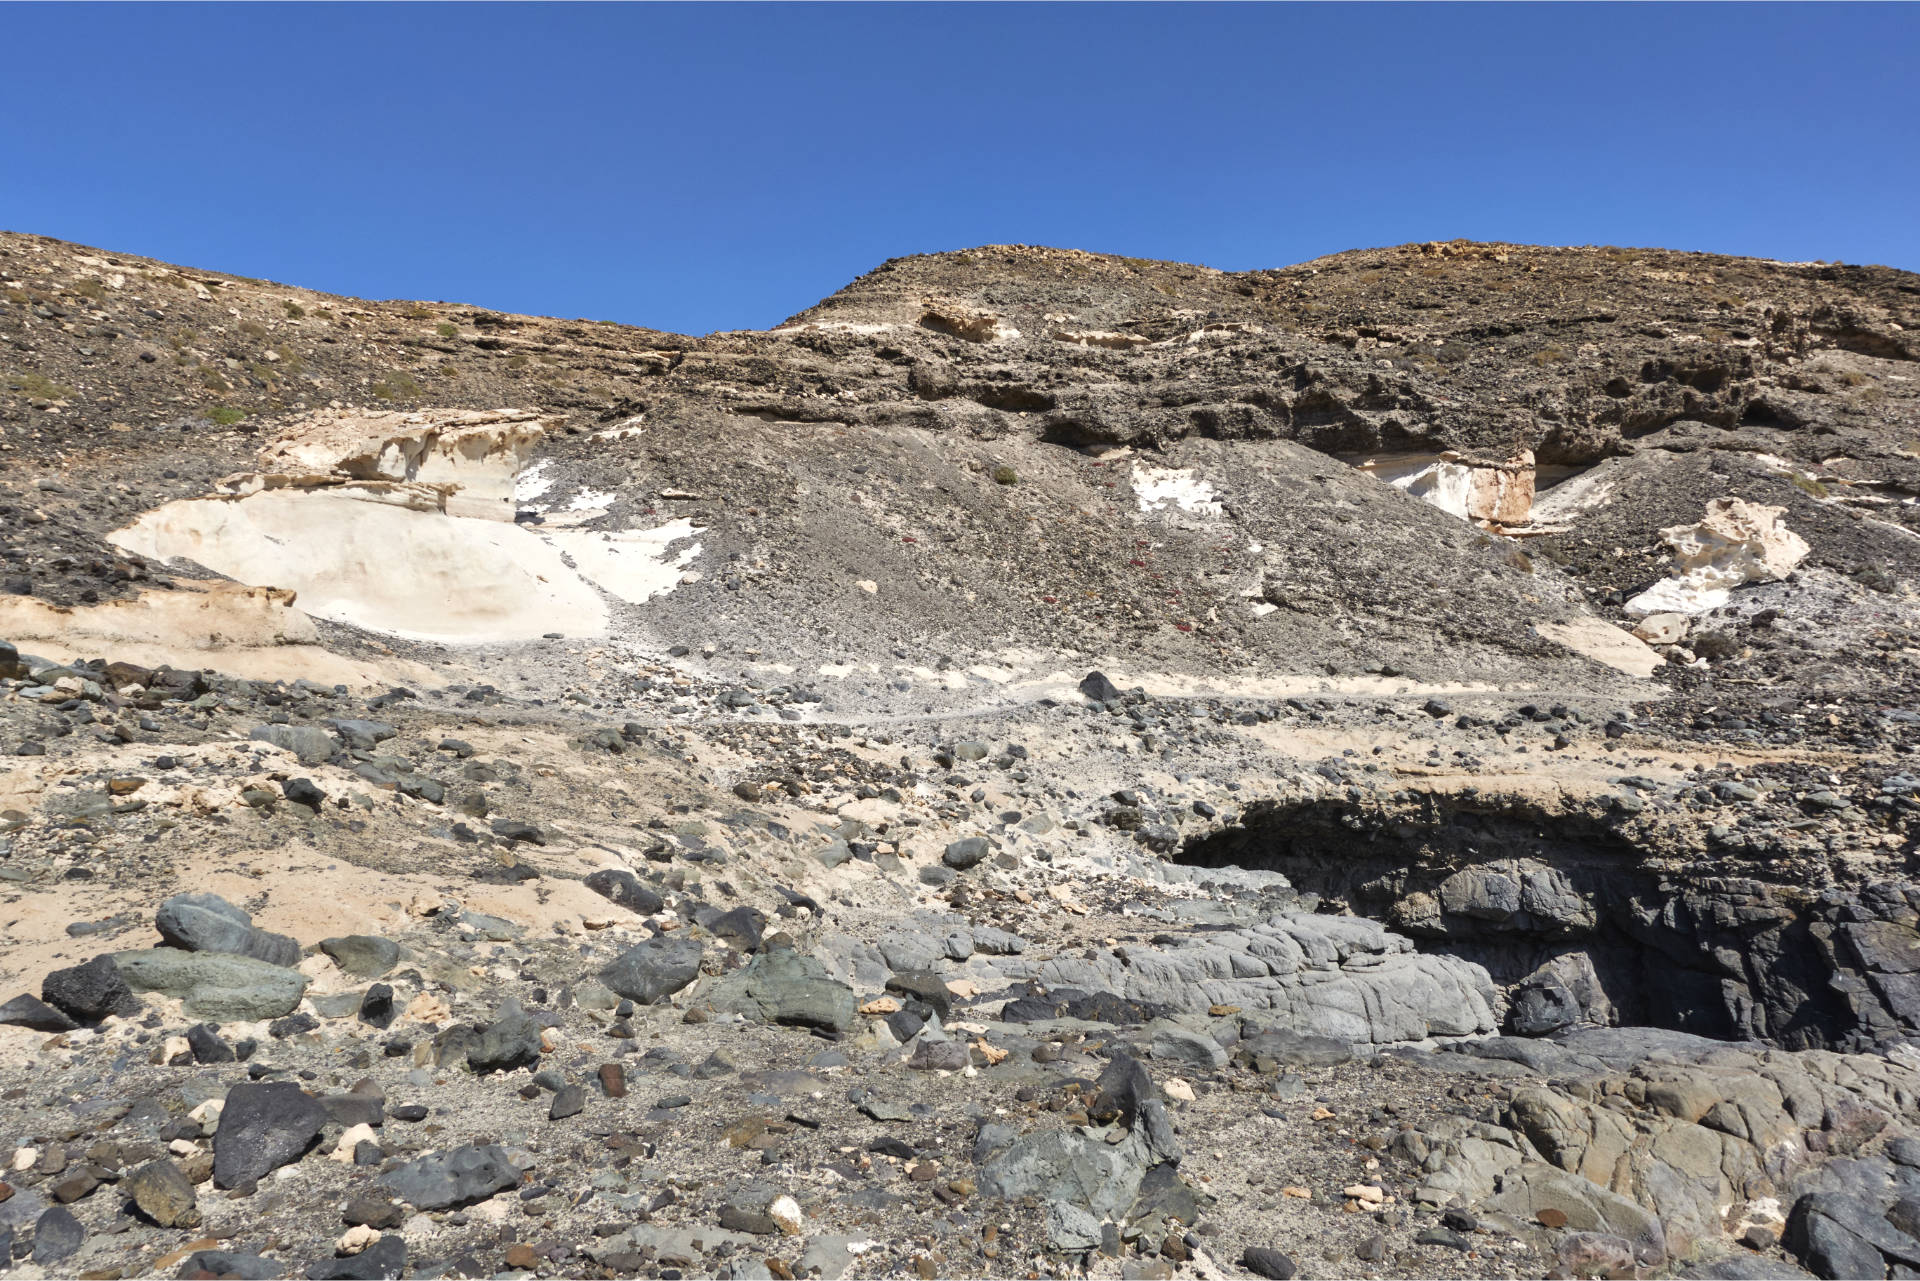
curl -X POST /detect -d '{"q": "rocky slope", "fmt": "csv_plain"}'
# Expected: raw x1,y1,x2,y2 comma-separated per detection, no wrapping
1,230,1918,1281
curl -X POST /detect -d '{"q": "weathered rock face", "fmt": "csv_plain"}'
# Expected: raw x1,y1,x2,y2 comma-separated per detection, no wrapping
992,911,1496,1044
247,407,554,521
1180,793,1920,1052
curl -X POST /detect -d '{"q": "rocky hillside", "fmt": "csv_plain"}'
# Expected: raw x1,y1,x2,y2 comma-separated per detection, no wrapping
1,230,1919,1281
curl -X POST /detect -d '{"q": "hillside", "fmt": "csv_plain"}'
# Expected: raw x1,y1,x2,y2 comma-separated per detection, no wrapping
2,230,1919,1281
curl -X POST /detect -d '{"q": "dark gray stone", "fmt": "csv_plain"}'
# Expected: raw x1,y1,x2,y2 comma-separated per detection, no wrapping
213,1081,327,1188
0,992,77,1031
305,1233,405,1280
31,1206,84,1264
468,1000,541,1074
378,1145,518,1209
943,836,992,869
179,1252,285,1280
583,868,664,916
41,953,133,1022
600,936,703,1005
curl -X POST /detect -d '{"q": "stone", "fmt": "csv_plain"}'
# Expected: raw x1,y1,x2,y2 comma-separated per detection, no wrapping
213,1081,328,1188
943,836,992,870
1507,972,1581,1036
114,948,308,1020
305,1233,405,1280
600,935,703,1004
154,892,300,965
1149,1024,1228,1071
284,777,327,808
187,1022,235,1062
583,868,665,916
178,1252,285,1280
0,992,77,1032
1241,1247,1296,1279
323,719,397,751
31,1205,84,1264
155,890,257,953
319,936,400,978
124,1158,199,1227
249,723,341,765
378,1145,518,1210
709,946,856,1031
1080,671,1123,704
468,999,541,1074
550,1084,585,1120
41,953,134,1022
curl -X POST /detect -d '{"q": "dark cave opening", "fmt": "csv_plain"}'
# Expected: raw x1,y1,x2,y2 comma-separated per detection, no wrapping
1174,795,1862,1049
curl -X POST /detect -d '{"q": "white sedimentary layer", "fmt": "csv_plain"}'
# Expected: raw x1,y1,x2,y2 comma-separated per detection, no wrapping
1626,498,1810,616
105,406,704,644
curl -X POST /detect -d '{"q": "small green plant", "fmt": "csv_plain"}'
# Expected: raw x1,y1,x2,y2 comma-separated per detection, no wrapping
73,278,105,300
238,319,267,339
505,353,530,371
435,362,459,378
404,305,433,320
207,405,247,426
4,289,28,305
992,465,1018,485
1789,473,1831,499
372,371,424,400
199,367,230,392
1530,345,1567,366
436,321,458,339
283,300,305,319
4,370,75,399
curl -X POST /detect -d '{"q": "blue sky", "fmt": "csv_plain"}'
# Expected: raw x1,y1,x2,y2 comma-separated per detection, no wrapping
2,3,1914,335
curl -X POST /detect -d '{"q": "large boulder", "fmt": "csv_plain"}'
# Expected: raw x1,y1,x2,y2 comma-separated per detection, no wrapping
709,946,856,1032
213,1082,327,1188
599,936,703,1005
248,723,341,765
41,954,135,1022
154,892,300,967
378,1145,518,1210
114,948,308,1020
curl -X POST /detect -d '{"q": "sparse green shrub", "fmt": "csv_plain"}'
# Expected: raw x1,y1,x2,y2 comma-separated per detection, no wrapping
992,465,1018,485
4,370,75,399
372,371,424,400
208,406,247,426
200,367,230,392
283,301,305,319
73,278,105,300
436,321,458,339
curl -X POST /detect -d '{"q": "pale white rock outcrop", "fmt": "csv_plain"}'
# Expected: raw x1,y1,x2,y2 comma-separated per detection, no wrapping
1625,498,1810,615
1355,449,1536,527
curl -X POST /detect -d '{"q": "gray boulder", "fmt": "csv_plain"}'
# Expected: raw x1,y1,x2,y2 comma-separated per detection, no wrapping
468,999,541,1074
379,1144,518,1209
710,946,856,1032
154,891,300,966
213,1082,327,1188
325,718,397,750
114,948,308,1020
319,935,400,979
248,723,340,765
600,935,703,1004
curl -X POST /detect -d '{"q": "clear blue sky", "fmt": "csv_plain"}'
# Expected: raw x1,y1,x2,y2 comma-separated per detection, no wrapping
3,3,1914,335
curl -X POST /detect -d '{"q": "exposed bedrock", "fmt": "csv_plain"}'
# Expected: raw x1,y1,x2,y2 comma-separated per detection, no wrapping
1177,794,1920,1050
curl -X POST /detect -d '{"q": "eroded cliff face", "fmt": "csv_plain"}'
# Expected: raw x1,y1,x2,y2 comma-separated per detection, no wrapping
0,233,1918,1279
